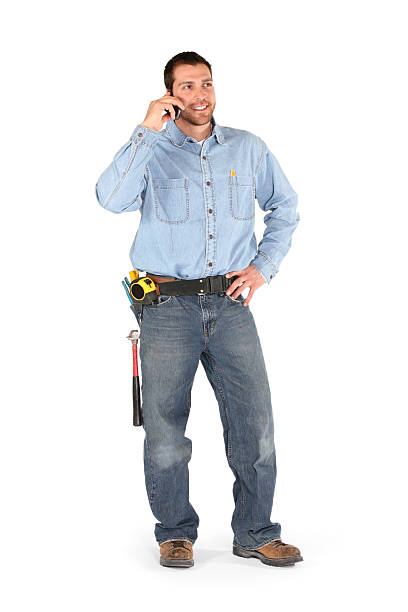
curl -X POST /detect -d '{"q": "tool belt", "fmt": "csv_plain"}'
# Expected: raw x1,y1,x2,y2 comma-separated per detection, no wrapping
123,272,239,316
150,273,238,297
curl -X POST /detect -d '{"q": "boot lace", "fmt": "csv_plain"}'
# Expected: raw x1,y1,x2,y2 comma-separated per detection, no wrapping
270,539,286,548
168,540,190,550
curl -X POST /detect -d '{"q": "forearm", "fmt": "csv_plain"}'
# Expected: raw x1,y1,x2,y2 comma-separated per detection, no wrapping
250,139,300,283
250,192,299,282
95,124,162,213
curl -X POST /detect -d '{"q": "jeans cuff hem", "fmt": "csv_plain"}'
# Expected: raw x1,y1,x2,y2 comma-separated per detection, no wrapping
158,538,194,546
234,536,281,551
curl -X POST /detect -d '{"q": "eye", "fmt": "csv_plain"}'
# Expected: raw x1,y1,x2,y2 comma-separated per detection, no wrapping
183,85,191,89
204,83,213,87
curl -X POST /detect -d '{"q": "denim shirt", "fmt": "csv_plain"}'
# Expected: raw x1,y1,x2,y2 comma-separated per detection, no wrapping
95,116,299,284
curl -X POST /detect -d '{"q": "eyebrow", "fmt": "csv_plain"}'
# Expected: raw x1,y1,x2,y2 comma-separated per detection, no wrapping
178,78,213,86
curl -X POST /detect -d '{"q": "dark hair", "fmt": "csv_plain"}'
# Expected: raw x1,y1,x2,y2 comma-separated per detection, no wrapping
164,51,212,93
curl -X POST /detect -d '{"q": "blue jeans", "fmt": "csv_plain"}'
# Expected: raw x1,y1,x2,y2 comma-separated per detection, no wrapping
133,290,281,550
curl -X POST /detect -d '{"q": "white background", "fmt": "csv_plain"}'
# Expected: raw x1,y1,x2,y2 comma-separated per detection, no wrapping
1,0,407,609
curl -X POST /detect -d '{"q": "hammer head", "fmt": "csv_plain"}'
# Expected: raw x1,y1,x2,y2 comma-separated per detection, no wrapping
127,329,140,343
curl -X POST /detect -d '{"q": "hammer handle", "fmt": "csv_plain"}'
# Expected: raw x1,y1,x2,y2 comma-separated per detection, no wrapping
132,343,143,426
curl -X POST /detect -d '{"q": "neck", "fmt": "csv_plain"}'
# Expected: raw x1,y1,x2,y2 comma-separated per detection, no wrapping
174,117,213,141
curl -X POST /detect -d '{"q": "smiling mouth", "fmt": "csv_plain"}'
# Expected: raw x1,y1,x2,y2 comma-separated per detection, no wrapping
192,105,209,112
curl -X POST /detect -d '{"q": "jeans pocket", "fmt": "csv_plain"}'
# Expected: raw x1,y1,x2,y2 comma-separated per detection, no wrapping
145,294,174,308
156,294,174,306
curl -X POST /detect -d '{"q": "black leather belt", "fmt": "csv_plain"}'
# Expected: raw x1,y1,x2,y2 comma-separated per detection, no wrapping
147,273,239,296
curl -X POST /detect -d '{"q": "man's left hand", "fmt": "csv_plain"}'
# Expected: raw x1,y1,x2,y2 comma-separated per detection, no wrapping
225,265,266,307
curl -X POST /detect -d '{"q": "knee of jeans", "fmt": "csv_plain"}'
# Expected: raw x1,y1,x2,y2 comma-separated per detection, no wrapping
258,430,276,464
149,439,192,469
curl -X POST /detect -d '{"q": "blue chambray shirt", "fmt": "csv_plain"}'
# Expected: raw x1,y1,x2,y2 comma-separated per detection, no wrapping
95,116,299,284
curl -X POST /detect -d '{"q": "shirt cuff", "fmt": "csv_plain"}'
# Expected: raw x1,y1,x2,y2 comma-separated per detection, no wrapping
249,251,278,284
130,124,163,146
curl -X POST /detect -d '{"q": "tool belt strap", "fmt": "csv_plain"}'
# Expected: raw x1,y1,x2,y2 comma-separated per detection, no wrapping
147,273,238,296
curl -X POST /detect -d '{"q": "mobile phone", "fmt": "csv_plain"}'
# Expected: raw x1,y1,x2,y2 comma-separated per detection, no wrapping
166,89,182,120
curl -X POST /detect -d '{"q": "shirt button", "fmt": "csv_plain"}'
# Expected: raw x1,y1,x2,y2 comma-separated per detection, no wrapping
270,275,272,279
188,139,194,142
138,132,143,137
209,262,213,267
208,208,213,214
206,181,211,186
209,234,213,239
203,156,206,160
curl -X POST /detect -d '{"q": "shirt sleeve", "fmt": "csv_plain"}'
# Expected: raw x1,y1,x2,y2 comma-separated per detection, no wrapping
95,124,162,214
249,139,300,283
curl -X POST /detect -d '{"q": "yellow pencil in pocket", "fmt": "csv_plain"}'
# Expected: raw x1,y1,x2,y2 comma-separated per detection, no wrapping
230,170,236,176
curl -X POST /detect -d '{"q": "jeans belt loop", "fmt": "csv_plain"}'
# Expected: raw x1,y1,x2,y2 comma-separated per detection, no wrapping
208,276,214,293
208,275,224,293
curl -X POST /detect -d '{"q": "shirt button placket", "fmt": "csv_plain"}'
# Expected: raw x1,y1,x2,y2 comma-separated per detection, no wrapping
206,181,215,268
203,159,216,274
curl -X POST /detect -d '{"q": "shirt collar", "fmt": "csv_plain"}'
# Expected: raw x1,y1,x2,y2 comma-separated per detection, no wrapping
165,115,226,147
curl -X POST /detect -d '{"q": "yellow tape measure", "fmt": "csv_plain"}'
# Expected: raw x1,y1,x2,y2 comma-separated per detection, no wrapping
129,271,158,302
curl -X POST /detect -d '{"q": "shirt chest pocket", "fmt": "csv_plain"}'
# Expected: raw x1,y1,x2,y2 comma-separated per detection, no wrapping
228,175,255,220
152,178,190,224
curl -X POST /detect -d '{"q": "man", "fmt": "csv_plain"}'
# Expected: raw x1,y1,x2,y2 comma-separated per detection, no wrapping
95,51,302,568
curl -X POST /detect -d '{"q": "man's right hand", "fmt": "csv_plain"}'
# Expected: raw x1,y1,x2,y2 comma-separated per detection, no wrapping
140,91,185,132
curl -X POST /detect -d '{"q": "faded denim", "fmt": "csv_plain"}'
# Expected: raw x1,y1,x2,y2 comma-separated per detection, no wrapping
95,116,299,284
133,291,281,550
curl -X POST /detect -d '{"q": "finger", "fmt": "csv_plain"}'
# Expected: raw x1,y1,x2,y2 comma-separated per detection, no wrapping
175,98,186,109
162,99,184,115
227,280,247,297
164,93,185,108
226,281,239,295
162,94,185,109
243,289,254,307
227,281,247,295
161,103,175,120
225,271,245,296
225,271,242,278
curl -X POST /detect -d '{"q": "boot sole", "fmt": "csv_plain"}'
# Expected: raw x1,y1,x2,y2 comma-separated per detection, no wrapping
233,544,303,567
160,557,194,568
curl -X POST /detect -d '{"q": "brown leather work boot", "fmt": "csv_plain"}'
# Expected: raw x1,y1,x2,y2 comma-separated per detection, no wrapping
233,538,303,566
159,539,194,568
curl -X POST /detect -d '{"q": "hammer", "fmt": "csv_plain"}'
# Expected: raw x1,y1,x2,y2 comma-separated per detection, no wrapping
127,329,142,426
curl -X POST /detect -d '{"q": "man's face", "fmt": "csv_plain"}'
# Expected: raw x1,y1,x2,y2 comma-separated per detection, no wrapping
171,63,216,126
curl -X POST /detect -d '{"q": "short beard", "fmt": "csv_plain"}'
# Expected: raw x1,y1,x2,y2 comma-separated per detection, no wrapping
179,106,213,126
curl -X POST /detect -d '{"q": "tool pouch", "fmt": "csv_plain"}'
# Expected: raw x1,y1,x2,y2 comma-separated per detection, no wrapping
130,294,171,326
130,303,143,326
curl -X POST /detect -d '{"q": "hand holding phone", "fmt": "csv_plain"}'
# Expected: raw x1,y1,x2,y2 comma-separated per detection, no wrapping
166,89,182,120
140,91,184,132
